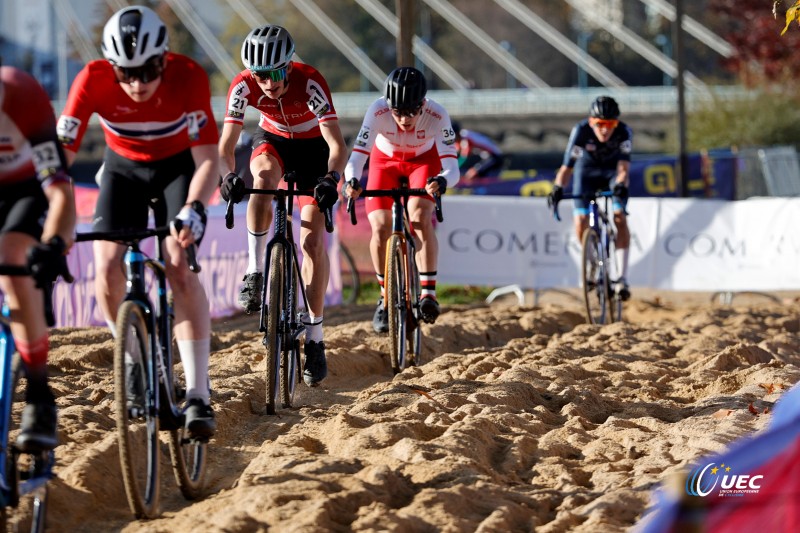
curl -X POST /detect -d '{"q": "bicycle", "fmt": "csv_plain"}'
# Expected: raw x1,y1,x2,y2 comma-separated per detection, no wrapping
0,266,69,533
224,172,334,415
551,190,623,325
345,177,443,374
338,241,360,306
74,226,207,518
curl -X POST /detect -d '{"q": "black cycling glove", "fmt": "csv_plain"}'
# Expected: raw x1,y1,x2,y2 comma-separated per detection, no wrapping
314,172,340,210
548,185,563,209
427,175,447,195
612,182,629,201
220,172,245,203
27,236,68,289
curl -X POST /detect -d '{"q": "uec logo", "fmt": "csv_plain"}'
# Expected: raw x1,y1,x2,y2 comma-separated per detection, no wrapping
685,463,763,497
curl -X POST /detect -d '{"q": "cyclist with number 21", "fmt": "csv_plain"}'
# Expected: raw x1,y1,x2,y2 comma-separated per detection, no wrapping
219,25,347,387
344,67,460,333
548,96,633,301
56,6,220,438
0,59,76,451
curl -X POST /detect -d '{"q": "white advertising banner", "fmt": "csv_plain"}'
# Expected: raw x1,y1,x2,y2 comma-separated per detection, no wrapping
438,196,800,292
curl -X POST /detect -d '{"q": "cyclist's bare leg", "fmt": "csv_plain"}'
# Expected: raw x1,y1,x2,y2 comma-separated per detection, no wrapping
408,197,437,272
367,209,392,277
573,214,589,242
93,240,128,328
0,232,47,343
248,153,282,235
613,211,630,249
163,235,210,341
299,205,329,318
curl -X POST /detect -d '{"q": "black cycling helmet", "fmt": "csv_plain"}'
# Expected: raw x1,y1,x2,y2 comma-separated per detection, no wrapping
384,67,427,111
589,96,620,120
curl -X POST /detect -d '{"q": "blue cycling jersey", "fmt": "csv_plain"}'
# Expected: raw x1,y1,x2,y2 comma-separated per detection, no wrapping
562,119,633,174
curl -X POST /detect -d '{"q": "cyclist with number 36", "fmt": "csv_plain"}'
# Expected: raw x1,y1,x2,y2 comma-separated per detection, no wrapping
344,67,460,333
56,6,220,438
0,60,76,451
548,96,633,301
218,25,347,387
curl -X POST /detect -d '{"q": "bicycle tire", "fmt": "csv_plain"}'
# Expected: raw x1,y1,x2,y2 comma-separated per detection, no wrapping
581,230,610,325
168,427,207,500
385,235,407,374
280,257,300,409
407,255,422,367
114,301,160,518
339,243,360,305
265,246,284,415
606,239,623,322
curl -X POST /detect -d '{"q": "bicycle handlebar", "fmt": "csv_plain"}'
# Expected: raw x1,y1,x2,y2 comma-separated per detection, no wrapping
224,187,334,234
550,190,615,222
75,226,201,273
0,264,59,327
344,180,444,226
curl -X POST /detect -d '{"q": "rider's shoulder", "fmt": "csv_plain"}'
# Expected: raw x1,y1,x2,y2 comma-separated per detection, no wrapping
164,53,208,78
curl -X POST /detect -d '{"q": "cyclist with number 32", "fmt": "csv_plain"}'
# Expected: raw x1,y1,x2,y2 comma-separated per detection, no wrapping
218,25,347,387
344,67,460,333
56,6,220,438
549,96,633,301
0,60,76,451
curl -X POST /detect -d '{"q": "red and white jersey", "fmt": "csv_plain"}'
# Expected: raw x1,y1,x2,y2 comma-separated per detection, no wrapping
344,98,460,186
57,53,218,162
0,66,70,189
224,63,337,139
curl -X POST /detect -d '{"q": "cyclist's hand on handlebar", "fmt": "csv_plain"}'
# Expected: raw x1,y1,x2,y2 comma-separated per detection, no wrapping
344,177,362,200
220,172,245,203
612,182,629,201
171,200,207,248
547,184,563,210
426,175,447,196
27,236,70,288
314,171,340,211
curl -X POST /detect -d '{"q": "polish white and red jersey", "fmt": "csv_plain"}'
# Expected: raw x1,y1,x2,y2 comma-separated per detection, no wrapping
0,66,70,188
56,52,218,162
223,62,338,139
345,98,460,186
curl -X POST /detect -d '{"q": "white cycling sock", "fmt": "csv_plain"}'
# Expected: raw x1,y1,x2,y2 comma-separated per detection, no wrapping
105,319,117,338
247,229,268,274
304,314,324,343
177,338,211,404
616,248,630,280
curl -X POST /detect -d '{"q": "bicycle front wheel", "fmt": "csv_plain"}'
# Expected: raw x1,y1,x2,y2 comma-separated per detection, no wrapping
114,301,160,518
280,259,300,409
168,427,207,500
264,246,284,415
385,235,407,374
581,230,610,325
407,256,422,367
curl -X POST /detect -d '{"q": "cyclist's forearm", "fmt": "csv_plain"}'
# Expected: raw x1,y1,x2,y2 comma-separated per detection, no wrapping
188,144,221,206
615,160,631,186
554,165,573,187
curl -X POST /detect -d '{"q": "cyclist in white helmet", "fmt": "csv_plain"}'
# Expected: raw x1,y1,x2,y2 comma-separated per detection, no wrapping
57,5,220,438
219,25,347,387
344,67,460,333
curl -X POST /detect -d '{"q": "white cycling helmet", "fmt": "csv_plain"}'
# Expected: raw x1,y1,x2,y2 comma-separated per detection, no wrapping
241,25,295,71
101,6,168,67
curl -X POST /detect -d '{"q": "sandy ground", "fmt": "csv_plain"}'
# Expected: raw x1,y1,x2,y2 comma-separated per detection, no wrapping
6,288,800,532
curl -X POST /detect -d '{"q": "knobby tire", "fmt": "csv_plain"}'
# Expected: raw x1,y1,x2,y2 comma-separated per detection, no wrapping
280,255,300,409
114,301,160,518
385,235,407,374
581,230,609,325
265,246,284,415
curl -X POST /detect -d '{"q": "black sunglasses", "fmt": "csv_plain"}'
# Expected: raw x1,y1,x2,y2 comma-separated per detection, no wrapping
112,56,164,84
391,105,423,118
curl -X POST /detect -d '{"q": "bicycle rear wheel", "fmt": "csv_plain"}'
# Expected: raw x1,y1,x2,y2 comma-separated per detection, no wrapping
581,230,610,325
168,427,207,500
407,256,422,367
264,246,284,415
339,243,360,305
114,301,160,518
385,235,407,374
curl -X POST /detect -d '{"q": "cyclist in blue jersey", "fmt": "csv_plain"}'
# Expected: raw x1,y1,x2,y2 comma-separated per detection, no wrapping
548,96,632,300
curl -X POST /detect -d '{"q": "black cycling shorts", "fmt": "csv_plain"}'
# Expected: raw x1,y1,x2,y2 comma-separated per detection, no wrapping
93,148,194,232
0,179,48,239
251,128,330,191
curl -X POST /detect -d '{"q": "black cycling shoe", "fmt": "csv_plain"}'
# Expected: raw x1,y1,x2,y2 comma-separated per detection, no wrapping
16,401,57,452
184,398,216,439
419,297,440,324
613,278,631,301
303,341,328,387
372,298,389,333
238,272,263,314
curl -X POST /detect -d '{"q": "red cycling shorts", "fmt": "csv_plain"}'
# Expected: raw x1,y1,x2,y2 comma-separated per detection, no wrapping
365,146,441,214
